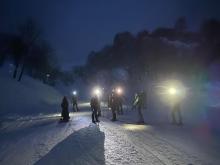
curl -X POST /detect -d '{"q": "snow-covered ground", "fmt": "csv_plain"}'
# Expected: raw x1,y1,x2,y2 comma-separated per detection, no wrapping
0,107,219,165
0,65,63,116
0,65,220,165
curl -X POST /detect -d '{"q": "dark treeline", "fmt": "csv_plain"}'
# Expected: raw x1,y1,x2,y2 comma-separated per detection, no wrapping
79,17,220,90
1,17,220,88
0,19,68,85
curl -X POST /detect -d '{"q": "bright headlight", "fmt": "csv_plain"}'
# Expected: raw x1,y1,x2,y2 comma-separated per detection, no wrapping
93,87,102,97
168,87,177,95
156,80,187,105
72,90,77,95
116,87,123,95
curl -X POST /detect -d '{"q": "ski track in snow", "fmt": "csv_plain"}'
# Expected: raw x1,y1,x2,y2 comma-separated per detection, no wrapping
0,112,91,165
0,111,219,165
100,120,215,165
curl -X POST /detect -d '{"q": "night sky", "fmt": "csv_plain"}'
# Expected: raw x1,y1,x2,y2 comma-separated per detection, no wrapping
1,0,220,70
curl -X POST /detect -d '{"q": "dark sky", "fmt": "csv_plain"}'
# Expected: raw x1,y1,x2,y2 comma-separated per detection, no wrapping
1,0,220,70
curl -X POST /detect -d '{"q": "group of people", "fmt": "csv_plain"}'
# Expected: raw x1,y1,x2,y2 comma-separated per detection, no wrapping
60,90,183,125
89,88,124,123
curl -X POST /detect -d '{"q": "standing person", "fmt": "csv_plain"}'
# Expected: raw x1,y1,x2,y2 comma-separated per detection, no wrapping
109,92,117,121
90,95,100,123
72,94,79,112
171,100,183,125
61,96,70,122
133,92,145,124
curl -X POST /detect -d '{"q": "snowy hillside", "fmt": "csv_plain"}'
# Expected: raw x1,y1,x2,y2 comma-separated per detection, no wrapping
0,66,63,116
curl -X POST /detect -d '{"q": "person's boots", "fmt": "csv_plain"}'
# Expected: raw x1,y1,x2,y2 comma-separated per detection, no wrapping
111,113,116,121
76,106,79,112
92,113,96,123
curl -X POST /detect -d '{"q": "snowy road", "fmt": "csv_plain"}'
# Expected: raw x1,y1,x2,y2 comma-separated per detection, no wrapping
0,109,219,165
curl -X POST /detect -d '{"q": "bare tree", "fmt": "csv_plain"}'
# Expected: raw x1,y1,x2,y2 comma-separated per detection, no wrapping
17,19,41,81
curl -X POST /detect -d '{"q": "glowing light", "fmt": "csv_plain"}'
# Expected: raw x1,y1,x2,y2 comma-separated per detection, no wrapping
122,124,150,131
168,87,177,95
156,80,187,106
93,87,102,97
78,102,90,107
116,87,123,95
72,90,77,95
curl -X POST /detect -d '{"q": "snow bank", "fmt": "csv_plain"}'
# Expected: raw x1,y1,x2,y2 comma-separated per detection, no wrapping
0,65,63,116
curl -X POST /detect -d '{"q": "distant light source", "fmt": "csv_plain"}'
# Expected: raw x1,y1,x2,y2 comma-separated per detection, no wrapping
168,87,177,95
116,87,123,95
93,87,102,97
157,80,187,105
122,124,149,131
72,90,77,95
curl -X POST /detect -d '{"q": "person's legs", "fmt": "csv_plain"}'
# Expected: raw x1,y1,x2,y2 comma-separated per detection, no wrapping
111,108,116,121
113,111,116,121
171,109,177,124
94,109,99,122
92,109,95,122
116,105,120,115
97,106,101,117
137,107,144,123
120,103,123,114
76,103,79,112
177,109,183,125
73,103,76,112
111,109,114,120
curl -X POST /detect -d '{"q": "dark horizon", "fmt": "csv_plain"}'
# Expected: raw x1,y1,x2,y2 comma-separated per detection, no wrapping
1,0,220,70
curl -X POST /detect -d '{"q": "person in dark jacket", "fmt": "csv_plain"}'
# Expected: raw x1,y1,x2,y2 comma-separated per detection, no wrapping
61,96,70,122
133,92,145,124
90,95,100,123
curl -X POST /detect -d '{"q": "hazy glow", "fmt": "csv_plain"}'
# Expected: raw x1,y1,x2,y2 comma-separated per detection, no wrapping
78,102,90,107
122,124,149,131
168,87,177,95
72,90,77,95
116,87,123,95
156,80,186,105
93,87,102,97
